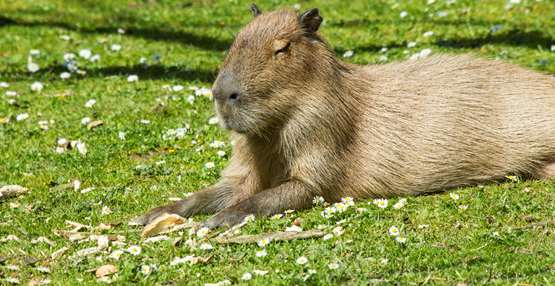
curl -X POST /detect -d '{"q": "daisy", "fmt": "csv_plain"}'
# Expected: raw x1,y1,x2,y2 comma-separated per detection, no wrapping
196,227,210,238
118,132,126,140
255,249,267,257
204,162,215,169
395,236,407,243
253,269,268,276
81,117,91,125
172,85,184,92
0,82,8,88
257,238,272,247
312,196,325,205
449,193,460,201
400,11,408,18
127,245,141,256
393,198,407,209
343,50,354,58
199,243,213,250
328,262,340,269
27,61,40,73
217,150,226,157
79,49,92,59
110,44,121,52
241,272,252,281
60,72,71,80
85,99,97,108
139,119,150,124
388,226,400,236
30,81,43,92
109,250,124,260
423,31,434,37
5,90,17,96
373,198,388,209
141,265,152,275
16,113,29,122
90,54,100,62
63,53,76,61
127,75,139,82
296,256,308,265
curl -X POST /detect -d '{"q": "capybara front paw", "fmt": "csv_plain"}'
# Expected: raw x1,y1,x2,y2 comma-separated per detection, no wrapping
130,202,184,226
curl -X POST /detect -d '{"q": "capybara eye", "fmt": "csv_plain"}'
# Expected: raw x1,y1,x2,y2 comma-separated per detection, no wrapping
273,40,291,56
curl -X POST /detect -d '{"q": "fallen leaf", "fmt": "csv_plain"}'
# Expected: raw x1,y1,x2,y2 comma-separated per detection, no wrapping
95,264,117,278
0,185,29,200
215,229,325,244
141,213,190,238
51,247,68,260
87,120,104,130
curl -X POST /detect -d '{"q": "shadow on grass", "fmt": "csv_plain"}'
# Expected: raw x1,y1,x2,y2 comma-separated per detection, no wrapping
437,29,554,49
4,64,218,82
0,15,231,51
333,28,554,54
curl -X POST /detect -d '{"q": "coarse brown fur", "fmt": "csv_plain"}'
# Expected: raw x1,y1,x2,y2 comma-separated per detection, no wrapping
136,6,555,228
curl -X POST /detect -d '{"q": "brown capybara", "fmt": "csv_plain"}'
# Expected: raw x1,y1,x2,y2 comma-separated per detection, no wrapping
135,5,555,228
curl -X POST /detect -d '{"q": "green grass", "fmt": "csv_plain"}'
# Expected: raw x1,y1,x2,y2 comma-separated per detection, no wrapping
1,0,555,285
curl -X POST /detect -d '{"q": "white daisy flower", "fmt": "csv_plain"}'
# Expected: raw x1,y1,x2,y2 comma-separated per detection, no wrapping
63,53,76,61
110,44,122,52
196,227,210,238
194,87,212,97
139,119,150,124
296,256,308,265
101,206,112,215
400,11,408,18
199,243,213,250
257,238,272,247
328,262,340,269
312,196,325,205
5,90,17,96
27,62,40,73
141,265,152,275
60,72,71,79
81,117,91,125
187,95,195,104
172,85,184,92
29,49,40,56
393,198,407,209
341,196,354,206
458,204,468,211
255,249,267,257
388,226,400,236
449,193,460,201
395,236,407,243
241,272,252,281
75,141,87,155
217,150,226,157
127,245,141,255
16,113,29,122
118,131,126,140
373,198,388,209
79,49,92,59
30,81,44,92
38,120,49,130
423,31,434,37
407,41,417,48
127,75,139,82
109,250,124,260
204,162,215,169
90,54,101,62
0,82,8,88
117,28,125,34
343,50,354,58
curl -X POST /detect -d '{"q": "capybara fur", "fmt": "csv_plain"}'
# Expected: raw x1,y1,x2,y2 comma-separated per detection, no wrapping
136,5,555,228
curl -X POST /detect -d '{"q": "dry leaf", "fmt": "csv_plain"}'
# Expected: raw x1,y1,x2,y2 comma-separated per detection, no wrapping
87,120,104,130
95,264,117,278
215,229,325,244
0,185,29,200
141,213,190,238
51,247,68,260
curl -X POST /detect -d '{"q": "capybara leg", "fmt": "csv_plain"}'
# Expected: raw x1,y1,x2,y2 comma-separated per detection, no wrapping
537,162,555,179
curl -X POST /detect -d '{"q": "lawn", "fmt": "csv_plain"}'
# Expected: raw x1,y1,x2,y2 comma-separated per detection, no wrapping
1,0,554,285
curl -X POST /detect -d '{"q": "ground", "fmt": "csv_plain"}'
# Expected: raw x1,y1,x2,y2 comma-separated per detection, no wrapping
1,0,554,285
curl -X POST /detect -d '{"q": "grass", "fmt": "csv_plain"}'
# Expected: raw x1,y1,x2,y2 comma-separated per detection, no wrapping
1,0,554,285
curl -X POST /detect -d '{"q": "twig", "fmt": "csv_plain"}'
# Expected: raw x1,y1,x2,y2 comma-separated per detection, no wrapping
214,229,325,244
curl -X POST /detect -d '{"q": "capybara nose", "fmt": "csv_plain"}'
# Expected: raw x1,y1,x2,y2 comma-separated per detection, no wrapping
213,73,241,104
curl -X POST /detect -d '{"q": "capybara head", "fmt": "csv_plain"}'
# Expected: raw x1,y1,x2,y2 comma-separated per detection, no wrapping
212,5,332,136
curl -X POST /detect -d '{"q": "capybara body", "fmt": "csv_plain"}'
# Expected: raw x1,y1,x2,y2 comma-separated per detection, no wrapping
137,6,555,227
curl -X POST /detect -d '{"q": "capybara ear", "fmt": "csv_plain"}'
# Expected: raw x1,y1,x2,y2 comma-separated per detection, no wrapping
250,3,262,17
299,8,322,33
